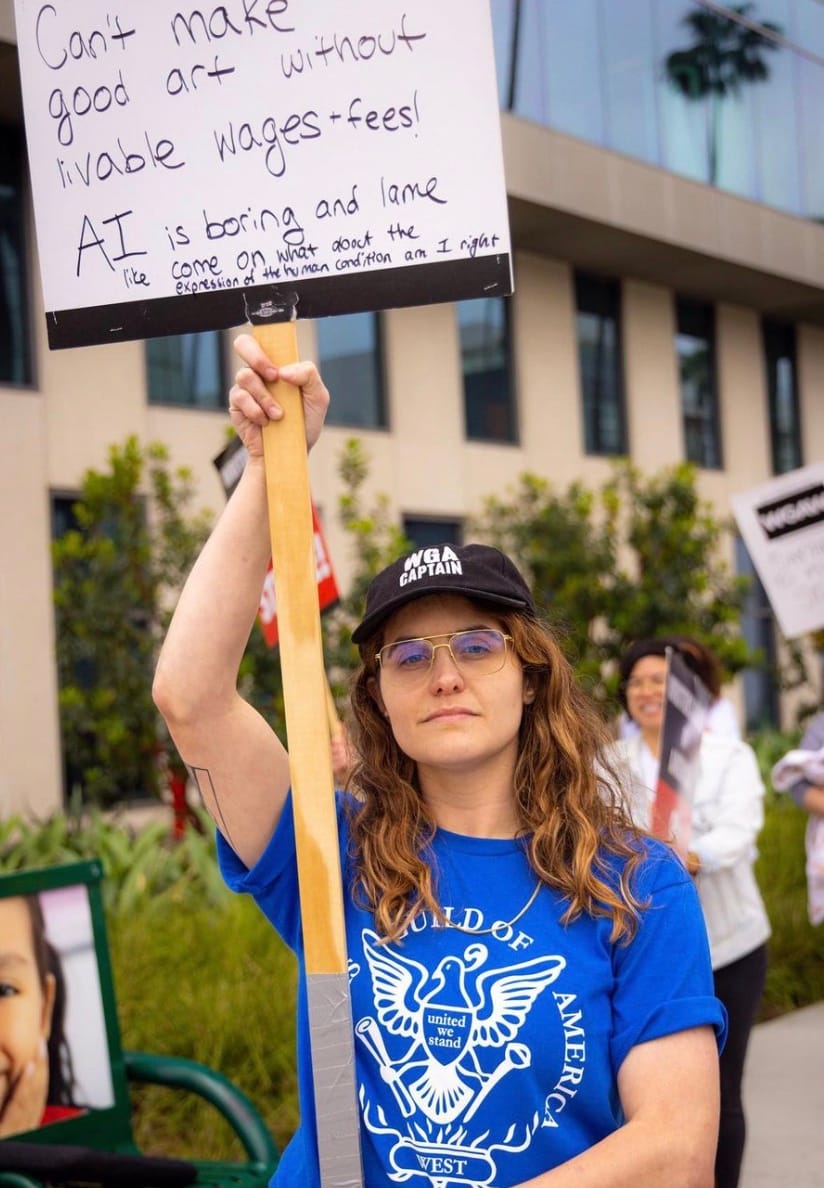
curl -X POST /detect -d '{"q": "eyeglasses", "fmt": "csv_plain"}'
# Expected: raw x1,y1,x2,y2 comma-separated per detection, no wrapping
376,629,513,683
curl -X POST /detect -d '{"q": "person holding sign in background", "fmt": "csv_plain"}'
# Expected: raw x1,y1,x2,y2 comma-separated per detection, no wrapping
154,340,726,1188
771,710,824,926
618,635,741,742
613,638,770,1188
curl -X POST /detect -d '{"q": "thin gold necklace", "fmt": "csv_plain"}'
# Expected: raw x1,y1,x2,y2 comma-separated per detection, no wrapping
442,878,543,936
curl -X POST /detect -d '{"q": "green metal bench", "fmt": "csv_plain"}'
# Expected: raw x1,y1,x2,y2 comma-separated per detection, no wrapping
0,861,279,1187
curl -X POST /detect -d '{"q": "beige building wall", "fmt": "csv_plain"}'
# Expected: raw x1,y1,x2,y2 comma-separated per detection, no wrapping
623,279,681,470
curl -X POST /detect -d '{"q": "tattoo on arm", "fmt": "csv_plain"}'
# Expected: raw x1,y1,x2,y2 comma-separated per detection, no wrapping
189,765,236,851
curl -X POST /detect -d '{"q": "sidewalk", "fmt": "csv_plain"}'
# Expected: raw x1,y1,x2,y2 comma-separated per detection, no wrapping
740,1001,824,1187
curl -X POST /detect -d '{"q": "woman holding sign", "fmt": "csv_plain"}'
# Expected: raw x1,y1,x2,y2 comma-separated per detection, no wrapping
614,638,770,1188
154,340,725,1188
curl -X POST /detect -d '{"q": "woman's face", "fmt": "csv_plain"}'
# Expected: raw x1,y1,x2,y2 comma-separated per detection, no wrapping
374,594,534,783
0,897,55,1132
624,654,668,737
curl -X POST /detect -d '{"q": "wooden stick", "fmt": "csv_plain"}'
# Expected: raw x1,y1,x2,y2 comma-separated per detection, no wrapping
251,319,362,1186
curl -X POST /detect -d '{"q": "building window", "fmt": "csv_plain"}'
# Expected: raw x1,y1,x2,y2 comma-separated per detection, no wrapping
319,312,386,428
676,298,722,468
460,297,516,443
575,273,627,455
763,320,802,474
0,123,32,385
403,517,463,551
146,332,224,408
735,536,778,731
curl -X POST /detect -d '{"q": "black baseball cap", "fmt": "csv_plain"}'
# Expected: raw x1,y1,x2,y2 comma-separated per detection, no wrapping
351,543,538,644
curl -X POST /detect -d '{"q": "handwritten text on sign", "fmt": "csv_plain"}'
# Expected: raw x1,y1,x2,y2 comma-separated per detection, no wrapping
14,1,512,346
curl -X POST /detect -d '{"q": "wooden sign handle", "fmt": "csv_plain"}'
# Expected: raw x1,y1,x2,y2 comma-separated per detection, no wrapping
251,320,362,1186
253,320,346,972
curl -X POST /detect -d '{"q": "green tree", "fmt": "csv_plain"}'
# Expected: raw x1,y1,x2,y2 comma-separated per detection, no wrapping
473,460,755,704
664,3,781,184
53,438,212,807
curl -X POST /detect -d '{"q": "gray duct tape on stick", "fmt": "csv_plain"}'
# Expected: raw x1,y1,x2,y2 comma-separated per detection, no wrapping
307,972,364,1186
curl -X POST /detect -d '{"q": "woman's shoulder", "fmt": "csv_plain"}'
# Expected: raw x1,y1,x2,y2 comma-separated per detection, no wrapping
602,832,691,894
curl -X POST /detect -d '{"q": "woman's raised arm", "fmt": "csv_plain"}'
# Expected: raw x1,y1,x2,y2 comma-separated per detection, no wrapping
153,337,330,868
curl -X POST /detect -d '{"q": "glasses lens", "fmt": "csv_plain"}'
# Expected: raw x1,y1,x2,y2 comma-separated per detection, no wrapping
379,630,508,680
451,629,507,672
382,638,435,674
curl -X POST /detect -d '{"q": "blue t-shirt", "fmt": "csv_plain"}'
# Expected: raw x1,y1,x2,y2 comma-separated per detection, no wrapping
220,794,725,1187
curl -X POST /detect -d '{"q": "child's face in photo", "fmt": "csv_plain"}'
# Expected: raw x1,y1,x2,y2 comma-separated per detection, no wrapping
0,897,55,1126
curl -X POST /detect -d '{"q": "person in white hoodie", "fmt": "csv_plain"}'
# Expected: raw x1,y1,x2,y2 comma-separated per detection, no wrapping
771,710,824,926
613,637,770,1188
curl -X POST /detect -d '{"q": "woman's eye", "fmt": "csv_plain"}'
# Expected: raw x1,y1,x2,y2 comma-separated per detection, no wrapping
0,983,19,998
395,645,429,668
454,632,495,658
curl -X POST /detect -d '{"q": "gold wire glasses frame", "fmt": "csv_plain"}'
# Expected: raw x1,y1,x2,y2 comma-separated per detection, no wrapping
375,629,514,682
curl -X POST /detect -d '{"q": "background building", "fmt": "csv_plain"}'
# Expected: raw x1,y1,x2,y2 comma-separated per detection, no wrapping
2,0,823,817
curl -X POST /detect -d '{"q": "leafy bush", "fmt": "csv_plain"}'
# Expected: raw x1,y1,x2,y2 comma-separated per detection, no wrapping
0,807,226,915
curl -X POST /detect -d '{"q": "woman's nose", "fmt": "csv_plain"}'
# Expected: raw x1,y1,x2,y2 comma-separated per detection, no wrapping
428,644,464,690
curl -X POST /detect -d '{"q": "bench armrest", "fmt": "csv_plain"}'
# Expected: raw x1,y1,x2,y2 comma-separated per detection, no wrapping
123,1051,279,1167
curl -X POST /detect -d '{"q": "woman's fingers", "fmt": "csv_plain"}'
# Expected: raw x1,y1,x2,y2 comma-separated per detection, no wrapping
230,337,330,451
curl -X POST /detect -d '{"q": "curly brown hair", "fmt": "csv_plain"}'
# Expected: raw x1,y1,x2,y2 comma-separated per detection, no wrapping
346,604,648,946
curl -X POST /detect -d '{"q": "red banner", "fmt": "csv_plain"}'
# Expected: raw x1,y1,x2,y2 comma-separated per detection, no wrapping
213,438,339,649
257,507,340,648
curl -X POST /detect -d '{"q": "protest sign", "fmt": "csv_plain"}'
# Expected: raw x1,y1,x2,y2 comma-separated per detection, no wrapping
731,462,824,639
14,0,512,348
652,650,712,860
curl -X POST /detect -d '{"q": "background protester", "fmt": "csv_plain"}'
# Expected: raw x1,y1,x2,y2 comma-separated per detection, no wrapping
614,637,769,1188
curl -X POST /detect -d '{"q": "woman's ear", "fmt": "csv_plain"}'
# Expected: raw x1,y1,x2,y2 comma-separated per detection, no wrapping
523,677,537,705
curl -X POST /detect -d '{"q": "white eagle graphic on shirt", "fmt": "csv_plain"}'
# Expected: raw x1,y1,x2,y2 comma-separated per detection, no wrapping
356,929,566,1125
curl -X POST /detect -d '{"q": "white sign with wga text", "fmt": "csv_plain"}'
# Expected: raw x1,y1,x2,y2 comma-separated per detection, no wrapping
731,462,824,638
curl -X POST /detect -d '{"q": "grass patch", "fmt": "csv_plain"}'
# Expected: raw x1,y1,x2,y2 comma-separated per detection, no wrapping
109,892,299,1158
756,793,824,1019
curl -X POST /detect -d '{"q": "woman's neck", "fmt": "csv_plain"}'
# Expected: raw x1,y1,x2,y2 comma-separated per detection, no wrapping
417,760,520,838
640,727,661,758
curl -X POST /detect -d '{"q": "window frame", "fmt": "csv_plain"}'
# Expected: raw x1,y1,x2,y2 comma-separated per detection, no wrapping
675,296,723,470
0,120,35,388
145,331,226,410
402,516,464,551
459,295,518,445
318,311,388,430
574,271,628,457
762,319,803,475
